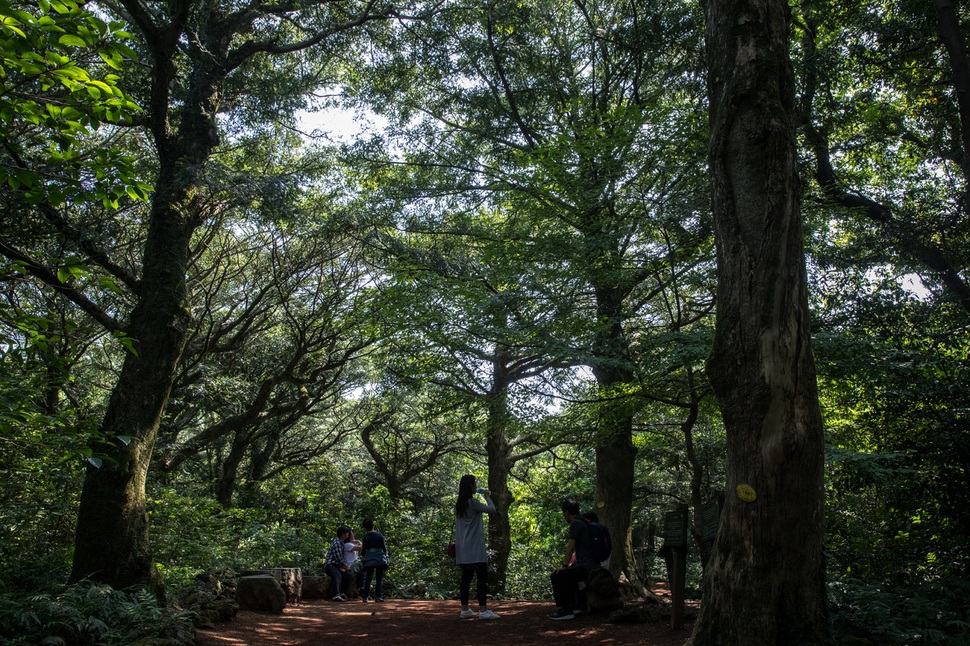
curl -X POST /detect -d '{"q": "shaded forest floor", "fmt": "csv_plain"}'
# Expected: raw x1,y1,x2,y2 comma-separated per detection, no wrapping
195,590,696,646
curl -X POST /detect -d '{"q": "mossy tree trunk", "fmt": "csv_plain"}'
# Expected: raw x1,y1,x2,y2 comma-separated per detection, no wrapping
689,0,831,642
68,0,393,591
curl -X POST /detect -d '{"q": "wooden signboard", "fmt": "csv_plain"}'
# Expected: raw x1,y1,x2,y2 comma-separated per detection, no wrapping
662,507,688,548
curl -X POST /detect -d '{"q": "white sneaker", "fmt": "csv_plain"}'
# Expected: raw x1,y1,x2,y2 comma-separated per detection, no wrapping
460,609,478,619
478,609,500,620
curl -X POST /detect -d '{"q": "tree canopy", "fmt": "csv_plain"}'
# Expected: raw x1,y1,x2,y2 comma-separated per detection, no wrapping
1,0,968,644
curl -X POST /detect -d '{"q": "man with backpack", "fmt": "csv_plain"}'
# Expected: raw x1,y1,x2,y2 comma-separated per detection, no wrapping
549,499,598,620
582,511,612,569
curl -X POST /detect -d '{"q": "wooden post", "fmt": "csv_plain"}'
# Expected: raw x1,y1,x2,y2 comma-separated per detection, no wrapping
661,505,689,629
670,544,687,628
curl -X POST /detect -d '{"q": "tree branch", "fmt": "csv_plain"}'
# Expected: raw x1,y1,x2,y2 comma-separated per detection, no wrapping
0,236,122,332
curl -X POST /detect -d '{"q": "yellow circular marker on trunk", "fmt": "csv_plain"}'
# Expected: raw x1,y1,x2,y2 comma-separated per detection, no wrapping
735,484,757,502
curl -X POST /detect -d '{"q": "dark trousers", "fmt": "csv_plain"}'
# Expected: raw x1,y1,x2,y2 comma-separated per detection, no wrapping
459,562,488,606
363,565,387,598
551,565,588,610
325,563,351,597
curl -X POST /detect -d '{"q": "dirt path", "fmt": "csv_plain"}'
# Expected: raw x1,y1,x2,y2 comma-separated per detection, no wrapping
194,597,694,646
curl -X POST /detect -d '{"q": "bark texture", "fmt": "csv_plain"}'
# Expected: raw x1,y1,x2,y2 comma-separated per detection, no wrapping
484,347,563,593
485,372,514,593
68,0,223,587
69,162,198,592
689,0,831,643
591,284,642,594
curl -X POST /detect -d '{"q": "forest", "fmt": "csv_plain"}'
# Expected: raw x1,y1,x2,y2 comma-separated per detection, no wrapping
1,0,968,643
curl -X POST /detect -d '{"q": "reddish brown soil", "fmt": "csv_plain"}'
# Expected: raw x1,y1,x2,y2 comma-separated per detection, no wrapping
195,595,694,646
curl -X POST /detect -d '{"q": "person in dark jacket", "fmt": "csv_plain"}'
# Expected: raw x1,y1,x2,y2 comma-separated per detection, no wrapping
360,518,389,602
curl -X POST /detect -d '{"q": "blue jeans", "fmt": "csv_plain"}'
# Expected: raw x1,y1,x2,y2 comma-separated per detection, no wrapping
362,565,387,598
325,563,351,597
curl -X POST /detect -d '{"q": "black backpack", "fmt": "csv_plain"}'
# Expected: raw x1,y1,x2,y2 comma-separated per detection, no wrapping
584,519,612,563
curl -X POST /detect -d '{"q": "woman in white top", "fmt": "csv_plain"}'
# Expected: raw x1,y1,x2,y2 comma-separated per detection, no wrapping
343,531,362,593
454,474,499,620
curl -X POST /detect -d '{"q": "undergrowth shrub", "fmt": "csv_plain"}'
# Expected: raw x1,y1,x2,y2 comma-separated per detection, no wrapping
829,576,970,645
150,484,330,582
0,581,193,646
377,509,451,598
0,556,71,596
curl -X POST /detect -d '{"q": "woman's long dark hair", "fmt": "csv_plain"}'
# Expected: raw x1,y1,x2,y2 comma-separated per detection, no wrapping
455,474,476,517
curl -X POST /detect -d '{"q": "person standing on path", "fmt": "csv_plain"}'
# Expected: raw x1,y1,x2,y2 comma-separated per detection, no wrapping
454,474,499,620
360,518,389,602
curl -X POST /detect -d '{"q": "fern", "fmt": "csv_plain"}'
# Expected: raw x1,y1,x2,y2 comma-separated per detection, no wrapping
0,582,194,645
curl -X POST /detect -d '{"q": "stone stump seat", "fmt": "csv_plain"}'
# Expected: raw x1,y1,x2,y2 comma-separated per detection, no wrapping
235,575,286,613
261,567,302,604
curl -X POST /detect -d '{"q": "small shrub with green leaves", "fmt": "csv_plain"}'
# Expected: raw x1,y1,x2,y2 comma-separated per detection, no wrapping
0,582,194,646
829,576,970,646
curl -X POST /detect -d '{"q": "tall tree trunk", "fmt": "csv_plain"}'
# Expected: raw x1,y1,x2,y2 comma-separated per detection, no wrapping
690,0,830,643
67,2,389,590
69,175,194,591
592,396,638,589
591,285,644,595
70,28,219,586
485,357,513,593
679,380,711,567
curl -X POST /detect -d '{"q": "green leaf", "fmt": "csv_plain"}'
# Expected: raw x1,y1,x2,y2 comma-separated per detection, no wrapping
1,22,27,38
111,330,139,357
57,33,86,47
97,276,125,295
98,51,122,70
